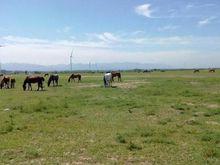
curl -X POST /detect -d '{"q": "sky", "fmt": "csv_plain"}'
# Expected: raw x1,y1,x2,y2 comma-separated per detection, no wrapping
0,0,220,68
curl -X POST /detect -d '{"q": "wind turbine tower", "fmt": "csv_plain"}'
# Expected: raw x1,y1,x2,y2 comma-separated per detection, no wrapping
70,49,73,71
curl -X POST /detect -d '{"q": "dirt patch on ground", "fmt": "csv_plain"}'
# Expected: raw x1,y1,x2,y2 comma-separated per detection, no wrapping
206,121,220,125
204,103,219,109
77,84,101,88
69,83,101,88
69,81,150,89
190,81,200,85
115,81,150,89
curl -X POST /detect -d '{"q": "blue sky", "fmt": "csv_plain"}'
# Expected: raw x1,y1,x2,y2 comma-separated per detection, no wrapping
0,0,220,68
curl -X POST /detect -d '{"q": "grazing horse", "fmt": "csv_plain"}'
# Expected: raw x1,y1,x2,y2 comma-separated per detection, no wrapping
68,74,81,83
209,69,215,73
23,76,45,91
10,78,16,88
103,72,112,87
48,74,59,87
0,76,10,89
111,72,121,82
194,69,200,73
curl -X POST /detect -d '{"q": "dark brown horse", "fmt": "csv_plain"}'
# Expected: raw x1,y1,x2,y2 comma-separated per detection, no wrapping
68,74,81,83
10,78,16,88
111,72,121,82
23,76,45,91
48,74,59,87
193,69,200,73
0,76,10,89
209,69,215,73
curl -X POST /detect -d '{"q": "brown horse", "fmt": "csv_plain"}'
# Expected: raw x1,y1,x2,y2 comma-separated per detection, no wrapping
0,76,10,89
209,69,215,73
23,76,45,91
48,74,59,87
193,69,200,73
10,78,16,88
68,74,81,83
111,72,121,82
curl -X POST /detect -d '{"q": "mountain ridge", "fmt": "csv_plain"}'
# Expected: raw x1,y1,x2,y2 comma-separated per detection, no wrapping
1,62,172,71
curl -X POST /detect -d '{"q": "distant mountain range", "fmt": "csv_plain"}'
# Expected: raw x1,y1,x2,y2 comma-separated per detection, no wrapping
1,63,172,71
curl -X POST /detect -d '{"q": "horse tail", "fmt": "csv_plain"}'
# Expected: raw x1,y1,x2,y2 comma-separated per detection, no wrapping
79,75,81,81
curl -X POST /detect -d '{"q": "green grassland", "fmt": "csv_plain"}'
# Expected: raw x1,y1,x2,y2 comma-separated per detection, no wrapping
0,70,220,164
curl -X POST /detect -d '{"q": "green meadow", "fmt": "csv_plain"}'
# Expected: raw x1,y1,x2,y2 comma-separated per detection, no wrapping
0,70,220,164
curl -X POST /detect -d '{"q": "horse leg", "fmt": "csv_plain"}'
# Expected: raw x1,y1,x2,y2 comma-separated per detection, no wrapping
103,76,107,87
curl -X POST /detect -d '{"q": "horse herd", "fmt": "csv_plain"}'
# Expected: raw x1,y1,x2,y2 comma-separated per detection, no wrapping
0,71,122,91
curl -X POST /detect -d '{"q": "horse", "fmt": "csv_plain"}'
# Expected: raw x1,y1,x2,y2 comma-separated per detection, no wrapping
10,78,16,88
209,69,215,73
193,69,200,73
68,74,81,83
0,76,16,89
48,74,59,87
23,76,45,91
0,76,10,89
103,72,112,87
111,71,121,82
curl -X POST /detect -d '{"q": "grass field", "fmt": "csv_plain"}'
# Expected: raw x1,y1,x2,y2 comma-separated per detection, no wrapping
0,70,220,164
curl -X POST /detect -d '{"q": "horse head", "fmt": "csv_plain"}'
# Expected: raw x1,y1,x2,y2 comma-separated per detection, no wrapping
23,84,26,91
68,74,73,82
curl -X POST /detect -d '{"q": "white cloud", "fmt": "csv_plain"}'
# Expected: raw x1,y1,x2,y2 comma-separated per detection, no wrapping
198,16,216,26
135,4,153,18
97,32,119,43
186,3,216,9
56,26,72,33
186,4,194,9
1,35,220,67
158,25,179,31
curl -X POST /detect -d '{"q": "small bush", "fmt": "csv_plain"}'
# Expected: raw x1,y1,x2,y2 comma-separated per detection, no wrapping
203,148,219,159
158,118,172,125
201,132,220,144
127,142,142,151
25,148,40,159
116,134,126,144
204,109,220,117
140,130,154,137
